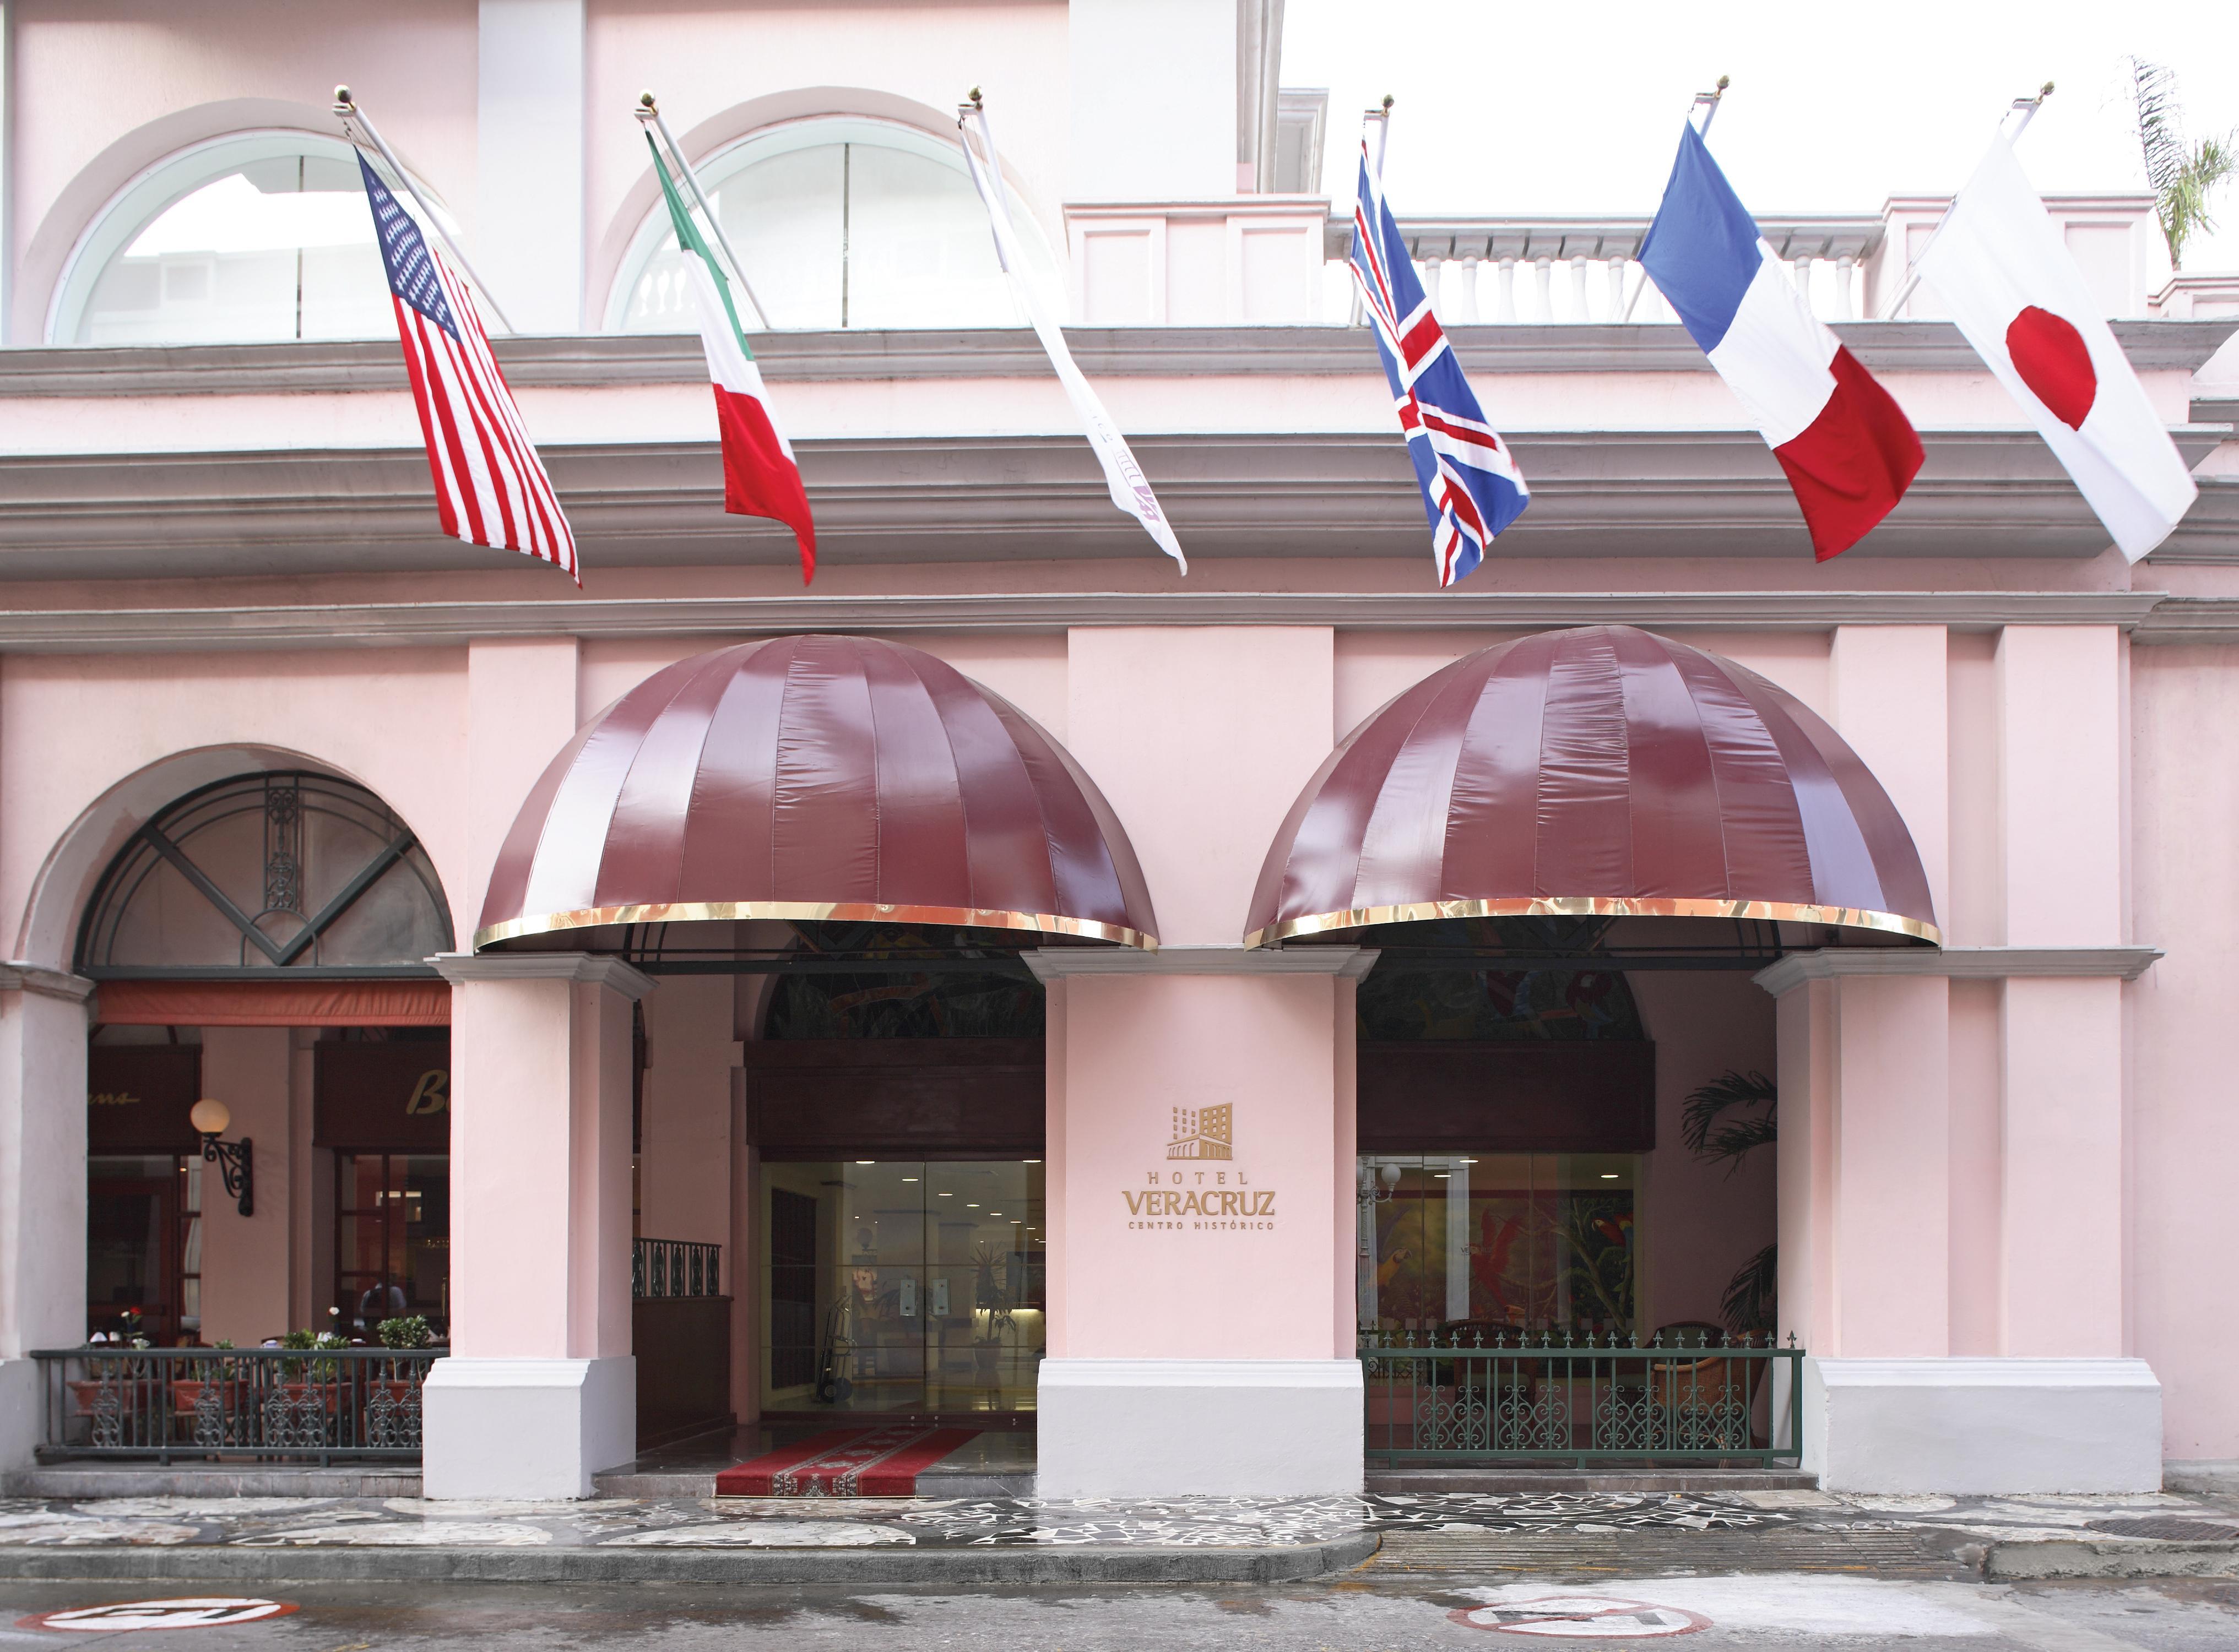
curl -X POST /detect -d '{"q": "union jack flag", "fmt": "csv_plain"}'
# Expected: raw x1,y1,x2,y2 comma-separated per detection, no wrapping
357,154,577,582
1349,143,1528,586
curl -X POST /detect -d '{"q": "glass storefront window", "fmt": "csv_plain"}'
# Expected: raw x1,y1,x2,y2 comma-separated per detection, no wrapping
86,1154,200,1344
1358,1154,1638,1340
334,1154,450,1338
762,1159,1045,1415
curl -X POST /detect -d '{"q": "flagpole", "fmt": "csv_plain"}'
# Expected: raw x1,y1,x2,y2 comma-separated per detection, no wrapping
634,93,772,331
1622,77,1729,323
1347,96,1394,328
1877,82,2053,320
332,86,519,334
957,90,1012,274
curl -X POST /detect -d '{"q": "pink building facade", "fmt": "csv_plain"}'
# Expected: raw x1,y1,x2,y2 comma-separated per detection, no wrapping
0,0,2233,1501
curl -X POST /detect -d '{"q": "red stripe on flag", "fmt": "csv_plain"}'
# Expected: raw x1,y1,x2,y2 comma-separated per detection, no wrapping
390,298,463,541
1770,344,1923,562
410,309,491,546
713,384,817,583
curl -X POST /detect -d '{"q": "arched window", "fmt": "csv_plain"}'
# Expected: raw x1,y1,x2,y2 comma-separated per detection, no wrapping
77,771,452,975
53,134,447,346
611,119,1042,333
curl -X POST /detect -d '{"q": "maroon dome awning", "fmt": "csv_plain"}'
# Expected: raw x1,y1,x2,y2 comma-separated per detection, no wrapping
477,635,1159,951
1245,624,1938,948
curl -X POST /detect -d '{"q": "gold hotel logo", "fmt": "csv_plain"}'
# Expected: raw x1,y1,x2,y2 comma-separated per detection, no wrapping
1166,1104,1231,1160
1124,1103,1276,1226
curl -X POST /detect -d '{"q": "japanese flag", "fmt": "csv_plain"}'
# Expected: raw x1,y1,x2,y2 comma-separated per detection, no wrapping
1914,137,2198,561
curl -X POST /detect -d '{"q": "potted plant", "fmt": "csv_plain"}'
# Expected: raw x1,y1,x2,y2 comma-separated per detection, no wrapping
371,1316,433,1400
68,1317,154,1428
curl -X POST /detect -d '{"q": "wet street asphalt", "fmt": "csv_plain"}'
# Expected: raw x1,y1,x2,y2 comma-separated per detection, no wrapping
2,1572,2237,1650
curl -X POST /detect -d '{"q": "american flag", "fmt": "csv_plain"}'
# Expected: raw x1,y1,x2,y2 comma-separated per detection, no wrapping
357,155,577,582
1349,142,1528,587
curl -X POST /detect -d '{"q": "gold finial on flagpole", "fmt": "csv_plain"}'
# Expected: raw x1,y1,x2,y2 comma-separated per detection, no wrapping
636,90,658,122
333,85,354,116
1693,74,1730,138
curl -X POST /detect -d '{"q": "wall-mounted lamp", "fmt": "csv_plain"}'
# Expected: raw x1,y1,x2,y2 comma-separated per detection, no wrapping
189,1098,253,1218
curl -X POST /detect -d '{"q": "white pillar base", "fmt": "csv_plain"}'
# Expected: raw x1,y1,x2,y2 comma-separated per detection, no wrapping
0,1360,38,1471
1038,1358,1362,1498
1803,1356,2162,1493
423,1356,635,1500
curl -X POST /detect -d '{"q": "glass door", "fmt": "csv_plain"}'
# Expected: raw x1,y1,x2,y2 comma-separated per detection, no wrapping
762,1158,1046,1416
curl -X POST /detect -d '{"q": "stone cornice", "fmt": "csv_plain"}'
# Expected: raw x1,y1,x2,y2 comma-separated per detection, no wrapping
4,427,2229,578
0,963,96,1002
1753,945,2164,996
0,590,2181,653
0,318,2225,396
1024,945,1378,978
429,952,655,999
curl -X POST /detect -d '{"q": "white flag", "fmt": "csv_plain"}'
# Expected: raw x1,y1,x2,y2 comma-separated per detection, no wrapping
1914,137,2197,562
957,111,1186,572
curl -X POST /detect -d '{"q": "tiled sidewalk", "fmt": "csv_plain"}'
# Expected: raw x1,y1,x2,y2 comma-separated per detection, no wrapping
0,1488,2229,1552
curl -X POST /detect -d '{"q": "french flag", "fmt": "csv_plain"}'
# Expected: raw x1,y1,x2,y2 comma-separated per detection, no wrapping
1640,125,1923,561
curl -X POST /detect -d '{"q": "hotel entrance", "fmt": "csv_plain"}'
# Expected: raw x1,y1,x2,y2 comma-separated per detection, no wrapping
746,921,1048,1424
762,1159,1045,1417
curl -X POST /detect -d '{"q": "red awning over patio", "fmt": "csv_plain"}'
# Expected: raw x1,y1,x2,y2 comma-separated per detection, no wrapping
477,635,1159,951
1245,624,1939,947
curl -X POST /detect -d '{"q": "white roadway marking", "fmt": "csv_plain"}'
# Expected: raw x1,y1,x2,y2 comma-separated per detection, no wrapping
1456,1576,2162,1648
1961,1594,2155,1652
1459,1576,1994,1637
1450,1594,1710,1636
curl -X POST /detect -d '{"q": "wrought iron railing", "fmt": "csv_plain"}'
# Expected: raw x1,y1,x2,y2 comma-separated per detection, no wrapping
1359,1328,1802,1467
31,1346,446,1464
633,1237,722,1299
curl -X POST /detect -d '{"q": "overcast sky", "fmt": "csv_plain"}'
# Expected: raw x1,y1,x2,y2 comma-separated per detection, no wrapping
1281,0,2239,275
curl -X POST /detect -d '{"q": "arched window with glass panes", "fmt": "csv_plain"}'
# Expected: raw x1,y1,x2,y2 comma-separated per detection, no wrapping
610,118,1046,333
52,133,452,346
76,772,452,978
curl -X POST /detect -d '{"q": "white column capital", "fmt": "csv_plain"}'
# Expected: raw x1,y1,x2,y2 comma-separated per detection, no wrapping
1754,945,2162,997
0,964,95,1006
430,952,655,1000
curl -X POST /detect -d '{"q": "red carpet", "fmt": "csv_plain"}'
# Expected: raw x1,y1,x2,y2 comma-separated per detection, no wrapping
715,1425,980,1496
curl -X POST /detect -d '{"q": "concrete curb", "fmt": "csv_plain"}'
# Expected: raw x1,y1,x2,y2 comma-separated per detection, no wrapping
0,1534,1380,1586
1984,1540,2239,1580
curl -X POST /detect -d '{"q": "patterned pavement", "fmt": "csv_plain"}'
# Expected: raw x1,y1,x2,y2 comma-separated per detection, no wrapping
0,1488,2229,1553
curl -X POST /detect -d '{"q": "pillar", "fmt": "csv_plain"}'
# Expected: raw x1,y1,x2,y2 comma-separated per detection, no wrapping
424,953,650,1498
1997,627,2125,1355
1030,950,1367,1497
475,0,586,332
197,1026,294,1344
0,966,93,1468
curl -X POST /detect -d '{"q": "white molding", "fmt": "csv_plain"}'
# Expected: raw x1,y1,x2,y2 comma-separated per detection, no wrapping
0,591,2181,655
1025,945,1376,979
10,428,2226,580
1804,1356,2162,1494
1040,1357,1366,1387
0,963,95,1003
1754,945,2163,996
0,319,2225,396
423,1355,635,1500
428,952,655,999
1038,1357,1363,1497
1814,1357,2161,1389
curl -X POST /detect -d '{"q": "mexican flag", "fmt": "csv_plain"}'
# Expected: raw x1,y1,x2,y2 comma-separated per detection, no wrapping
649,137,816,582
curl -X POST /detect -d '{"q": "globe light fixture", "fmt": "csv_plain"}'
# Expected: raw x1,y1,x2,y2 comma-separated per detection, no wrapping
191,1097,253,1217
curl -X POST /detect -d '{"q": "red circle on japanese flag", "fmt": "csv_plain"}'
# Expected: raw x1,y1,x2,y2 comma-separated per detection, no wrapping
2004,305,2096,430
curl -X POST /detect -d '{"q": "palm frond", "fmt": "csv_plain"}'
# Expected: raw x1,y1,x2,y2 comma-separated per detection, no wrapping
2130,58,2188,193
1720,1242,1778,1337
1679,1068,1776,1172
2129,58,2239,267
